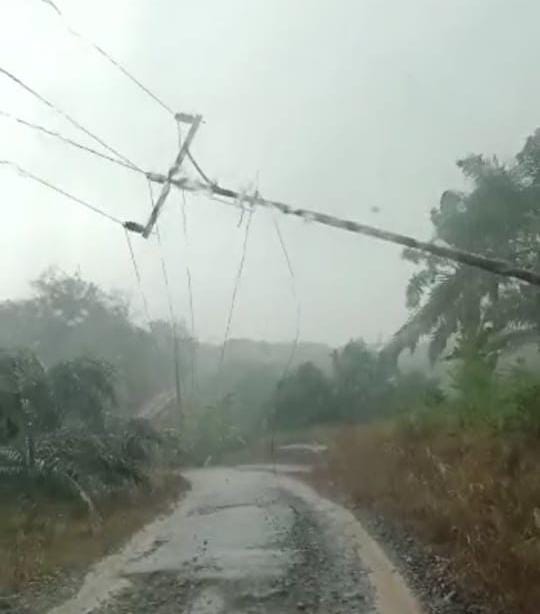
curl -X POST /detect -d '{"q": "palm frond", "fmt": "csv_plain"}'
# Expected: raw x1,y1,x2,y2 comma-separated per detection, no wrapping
428,313,458,364
485,327,540,355
387,269,467,361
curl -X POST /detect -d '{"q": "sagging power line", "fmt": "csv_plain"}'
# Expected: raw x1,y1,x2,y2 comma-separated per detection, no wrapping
15,2,540,294
146,179,184,416
273,216,301,378
38,0,212,187
40,0,175,117
0,109,143,176
0,67,141,172
0,160,123,225
124,229,152,329
32,0,540,291
218,203,255,376
179,190,198,397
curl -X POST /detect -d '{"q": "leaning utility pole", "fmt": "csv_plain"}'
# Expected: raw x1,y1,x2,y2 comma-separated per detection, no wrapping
139,112,202,424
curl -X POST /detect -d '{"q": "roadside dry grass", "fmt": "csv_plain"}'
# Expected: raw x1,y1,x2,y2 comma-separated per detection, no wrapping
317,423,540,613
0,471,187,592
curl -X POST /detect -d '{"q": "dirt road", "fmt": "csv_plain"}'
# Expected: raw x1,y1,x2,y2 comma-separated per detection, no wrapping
49,466,422,614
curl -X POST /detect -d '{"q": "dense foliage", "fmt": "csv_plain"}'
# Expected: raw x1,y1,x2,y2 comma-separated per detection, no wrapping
271,340,441,430
0,269,190,409
388,129,540,368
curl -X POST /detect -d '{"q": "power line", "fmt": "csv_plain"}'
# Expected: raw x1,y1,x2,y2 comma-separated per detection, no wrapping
186,151,213,186
146,179,184,415
0,159,123,225
40,0,175,117
269,216,301,472
38,1,215,189
123,229,152,328
0,66,142,172
32,1,540,292
218,205,255,375
273,216,301,377
0,109,143,176
180,190,198,396
147,180,176,324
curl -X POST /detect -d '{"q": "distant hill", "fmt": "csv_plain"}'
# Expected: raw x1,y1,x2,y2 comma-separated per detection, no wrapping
196,338,332,378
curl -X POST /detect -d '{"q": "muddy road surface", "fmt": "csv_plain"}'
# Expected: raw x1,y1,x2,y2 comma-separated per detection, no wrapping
50,466,422,614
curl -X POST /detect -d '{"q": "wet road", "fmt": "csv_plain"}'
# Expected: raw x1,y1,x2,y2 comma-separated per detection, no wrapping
50,466,422,614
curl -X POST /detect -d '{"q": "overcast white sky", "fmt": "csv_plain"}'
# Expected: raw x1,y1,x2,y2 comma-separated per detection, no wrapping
0,0,539,346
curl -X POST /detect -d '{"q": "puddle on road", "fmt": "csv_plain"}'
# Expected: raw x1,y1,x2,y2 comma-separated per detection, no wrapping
50,466,422,614
49,468,297,613
127,500,295,580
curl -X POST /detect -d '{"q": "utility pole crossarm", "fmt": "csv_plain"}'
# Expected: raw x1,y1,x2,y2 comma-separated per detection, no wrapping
142,114,202,239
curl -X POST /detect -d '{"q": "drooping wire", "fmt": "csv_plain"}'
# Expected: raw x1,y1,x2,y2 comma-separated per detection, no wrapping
37,0,215,188
40,0,175,117
146,182,173,317
124,229,153,329
273,216,301,377
0,67,142,172
0,159,123,225
147,180,184,410
217,203,255,376
0,109,144,176
186,151,213,186
180,190,198,396
270,216,302,468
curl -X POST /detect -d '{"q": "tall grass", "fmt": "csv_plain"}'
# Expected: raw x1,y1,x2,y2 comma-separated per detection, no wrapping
319,367,540,613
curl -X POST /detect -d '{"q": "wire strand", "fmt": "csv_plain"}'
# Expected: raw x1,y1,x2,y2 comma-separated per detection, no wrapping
0,159,123,225
187,151,213,186
40,0,176,117
179,190,198,396
146,179,184,410
0,109,143,175
269,216,301,470
147,180,176,323
0,66,142,172
273,216,301,377
124,229,152,328
217,206,255,376
38,0,215,190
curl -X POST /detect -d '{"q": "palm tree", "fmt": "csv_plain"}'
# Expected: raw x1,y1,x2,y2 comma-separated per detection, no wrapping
0,348,58,464
388,142,540,366
48,356,117,431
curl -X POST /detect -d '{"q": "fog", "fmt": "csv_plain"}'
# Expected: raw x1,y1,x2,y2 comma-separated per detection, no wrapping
1,0,539,346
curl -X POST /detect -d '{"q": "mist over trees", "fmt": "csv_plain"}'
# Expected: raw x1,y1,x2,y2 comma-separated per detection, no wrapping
3,128,540,461
0,268,188,409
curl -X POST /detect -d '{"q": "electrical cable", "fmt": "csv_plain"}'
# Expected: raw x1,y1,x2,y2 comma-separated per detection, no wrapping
0,67,142,172
38,0,215,189
123,228,152,328
180,190,198,396
0,159,123,225
146,179,184,411
273,216,301,377
0,109,144,175
217,204,255,376
269,216,302,469
40,0,176,117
